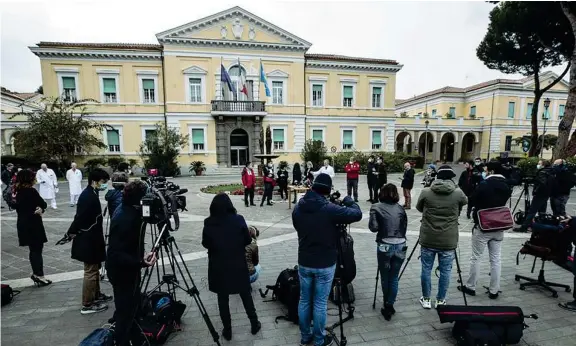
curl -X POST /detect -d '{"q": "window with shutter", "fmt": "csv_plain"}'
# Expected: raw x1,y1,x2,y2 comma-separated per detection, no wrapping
192,129,205,151
342,130,353,149
102,78,117,103
449,107,456,118
312,129,324,144
312,84,323,106
372,87,382,108
142,79,155,103
559,105,565,118
343,86,353,107
508,102,515,118
62,77,77,102
107,130,121,152
372,130,382,150
273,128,285,150
526,103,533,119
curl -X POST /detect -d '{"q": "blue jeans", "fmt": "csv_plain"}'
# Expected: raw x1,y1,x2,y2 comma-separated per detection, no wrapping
377,243,406,306
420,247,455,301
298,264,336,346
249,264,261,284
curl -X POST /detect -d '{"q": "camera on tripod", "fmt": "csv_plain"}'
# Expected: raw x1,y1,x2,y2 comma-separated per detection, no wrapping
329,190,342,204
141,175,188,231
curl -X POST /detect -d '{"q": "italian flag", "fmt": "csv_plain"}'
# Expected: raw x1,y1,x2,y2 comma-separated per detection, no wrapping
238,57,249,97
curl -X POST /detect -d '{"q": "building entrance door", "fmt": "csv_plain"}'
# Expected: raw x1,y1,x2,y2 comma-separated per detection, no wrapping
230,129,249,167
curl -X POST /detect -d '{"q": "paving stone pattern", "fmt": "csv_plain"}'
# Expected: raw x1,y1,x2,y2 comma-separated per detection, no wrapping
2,168,576,345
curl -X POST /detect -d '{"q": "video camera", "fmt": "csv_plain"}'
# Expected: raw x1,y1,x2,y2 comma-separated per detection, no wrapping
140,175,188,232
329,190,342,205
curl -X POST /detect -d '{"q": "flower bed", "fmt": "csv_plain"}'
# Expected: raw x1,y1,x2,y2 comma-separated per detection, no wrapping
201,183,244,194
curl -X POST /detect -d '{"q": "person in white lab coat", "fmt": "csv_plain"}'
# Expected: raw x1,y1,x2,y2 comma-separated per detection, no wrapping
312,159,335,179
66,162,83,207
36,163,58,209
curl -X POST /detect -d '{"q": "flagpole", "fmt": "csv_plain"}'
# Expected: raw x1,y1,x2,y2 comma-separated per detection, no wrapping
220,56,223,101
237,57,241,101
259,59,262,102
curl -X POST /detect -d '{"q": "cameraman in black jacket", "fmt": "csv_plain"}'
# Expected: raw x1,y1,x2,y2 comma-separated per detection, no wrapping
106,180,157,346
551,159,576,216
518,160,556,232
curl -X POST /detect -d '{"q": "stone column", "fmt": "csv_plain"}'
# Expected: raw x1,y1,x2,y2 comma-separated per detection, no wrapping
413,131,420,156
252,117,262,163
474,132,482,159
433,131,441,162
216,116,228,167
454,132,463,163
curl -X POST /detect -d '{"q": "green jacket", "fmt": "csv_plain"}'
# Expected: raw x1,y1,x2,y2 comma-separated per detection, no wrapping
416,179,467,250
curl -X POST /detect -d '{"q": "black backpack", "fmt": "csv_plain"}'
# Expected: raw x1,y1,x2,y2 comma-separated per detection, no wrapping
336,233,356,285
136,291,186,344
260,266,300,324
1,284,20,306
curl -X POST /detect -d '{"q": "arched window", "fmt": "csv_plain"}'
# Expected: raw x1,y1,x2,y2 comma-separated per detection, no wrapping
226,65,252,101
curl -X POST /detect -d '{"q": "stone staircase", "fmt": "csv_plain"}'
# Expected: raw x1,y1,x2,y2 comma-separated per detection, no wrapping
206,166,243,176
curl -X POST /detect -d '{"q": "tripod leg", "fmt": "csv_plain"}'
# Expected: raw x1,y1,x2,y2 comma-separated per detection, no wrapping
336,278,346,346
372,266,380,309
398,239,419,280
454,249,467,306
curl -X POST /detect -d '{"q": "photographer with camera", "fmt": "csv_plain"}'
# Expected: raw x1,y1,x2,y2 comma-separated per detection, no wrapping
517,160,556,232
551,159,576,217
105,180,157,346
292,173,362,346
416,166,467,309
458,161,511,300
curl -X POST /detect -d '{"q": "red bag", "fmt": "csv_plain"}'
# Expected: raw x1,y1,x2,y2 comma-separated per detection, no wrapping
477,206,513,232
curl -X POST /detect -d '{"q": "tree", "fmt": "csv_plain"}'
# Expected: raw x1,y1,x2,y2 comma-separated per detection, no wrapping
35,85,43,94
554,2,576,158
139,123,188,177
10,97,110,172
477,2,570,156
514,133,558,153
300,139,328,168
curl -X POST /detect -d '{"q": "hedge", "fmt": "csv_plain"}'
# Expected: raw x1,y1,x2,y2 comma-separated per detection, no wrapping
330,151,424,174
1,155,63,177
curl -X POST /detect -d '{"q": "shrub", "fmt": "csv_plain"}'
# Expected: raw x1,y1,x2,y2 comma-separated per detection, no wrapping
300,140,329,168
189,161,206,175
517,157,540,178
332,151,423,173
107,156,125,171
84,158,107,174
564,157,576,173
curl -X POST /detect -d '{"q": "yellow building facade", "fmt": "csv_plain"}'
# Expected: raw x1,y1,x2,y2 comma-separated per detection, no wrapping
395,71,568,163
21,6,402,173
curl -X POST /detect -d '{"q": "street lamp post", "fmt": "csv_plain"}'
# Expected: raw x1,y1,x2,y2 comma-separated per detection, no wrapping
540,98,551,159
425,120,430,164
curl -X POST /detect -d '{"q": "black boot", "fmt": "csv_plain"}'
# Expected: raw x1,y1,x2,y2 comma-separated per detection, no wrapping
250,320,261,335
222,327,232,341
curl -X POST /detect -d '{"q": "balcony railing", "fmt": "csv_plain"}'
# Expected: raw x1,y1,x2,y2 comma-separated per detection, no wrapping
211,100,266,113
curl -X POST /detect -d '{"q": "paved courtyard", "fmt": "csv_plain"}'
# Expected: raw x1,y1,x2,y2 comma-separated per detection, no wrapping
2,166,576,345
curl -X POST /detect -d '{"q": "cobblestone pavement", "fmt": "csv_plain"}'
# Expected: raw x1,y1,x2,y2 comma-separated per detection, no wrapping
2,167,576,345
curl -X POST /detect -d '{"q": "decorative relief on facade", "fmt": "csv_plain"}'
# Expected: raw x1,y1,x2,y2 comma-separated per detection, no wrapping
248,26,256,40
232,18,244,39
220,26,228,39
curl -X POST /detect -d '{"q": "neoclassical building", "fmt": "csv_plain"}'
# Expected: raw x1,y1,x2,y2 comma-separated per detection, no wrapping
395,71,568,162
20,6,402,172
1,88,42,155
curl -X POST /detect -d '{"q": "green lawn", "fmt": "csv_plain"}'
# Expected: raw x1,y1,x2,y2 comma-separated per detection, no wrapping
202,183,243,194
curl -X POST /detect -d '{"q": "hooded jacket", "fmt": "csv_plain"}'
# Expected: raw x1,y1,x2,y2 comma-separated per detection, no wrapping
292,190,362,268
469,174,511,224
416,179,467,250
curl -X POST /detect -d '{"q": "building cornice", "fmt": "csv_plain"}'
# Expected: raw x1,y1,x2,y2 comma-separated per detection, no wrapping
158,37,308,52
29,47,161,61
306,60,402,73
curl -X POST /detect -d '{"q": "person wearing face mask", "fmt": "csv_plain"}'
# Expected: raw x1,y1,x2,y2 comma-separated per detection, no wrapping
242,162,256,207
377,156,388,190
517,160,555,232
67,168,112,315
260,161,275,207
367,156,379,203
313,159,335,180
458,161,476,219
36,163,58,209
344,156,361,202
277,162,289,202
550,159,576,217
401,162,415,209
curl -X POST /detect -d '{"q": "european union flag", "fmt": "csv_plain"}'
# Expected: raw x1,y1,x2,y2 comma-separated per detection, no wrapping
221,64,235,93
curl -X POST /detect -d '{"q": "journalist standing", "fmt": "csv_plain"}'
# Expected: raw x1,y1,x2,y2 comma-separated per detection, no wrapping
292,173,363,346
202,194,261,341
377,156,388,191
14,169,51,286
518,159,555,232
416,166,467,309
106,180,157,346
105,172,128,217
551,159,575,216
277,162,289,202
241,162,256,207
369,183,407,321
401,162,415,209
260,162,275,207
366,156,378,203
344,157,360,202
458,161,477,219
459,161,511,299
67,168,112,315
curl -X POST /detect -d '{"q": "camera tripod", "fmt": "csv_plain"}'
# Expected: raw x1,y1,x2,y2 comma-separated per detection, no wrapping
326,225,355,346
100,209,110,281
372,238,467,309
511,181,532,225
140,223,221,346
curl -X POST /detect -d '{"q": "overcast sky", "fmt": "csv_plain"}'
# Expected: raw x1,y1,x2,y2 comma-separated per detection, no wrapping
0,0,569,99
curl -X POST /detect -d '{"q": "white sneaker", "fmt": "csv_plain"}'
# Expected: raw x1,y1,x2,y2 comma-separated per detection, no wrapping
419,296,431,309
435,299,447,309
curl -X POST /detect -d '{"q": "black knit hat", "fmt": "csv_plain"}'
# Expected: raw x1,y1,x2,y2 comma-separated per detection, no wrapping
312,173,332,195
436,165,456,180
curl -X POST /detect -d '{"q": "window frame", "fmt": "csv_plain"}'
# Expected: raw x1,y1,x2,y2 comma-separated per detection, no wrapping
559,104,565,118
341,84,356,108
310,82,326,107
55,67,80,102
271,125,288,152
271,80,284,105
183,66,207,104
340,127,356,151
102,126,123,154
449,107,456,118
310,126,326,145
431,109,437,117
370,128,384,150
369,81,386,109
97,69,120,104
505,135,512,152
470,105,476,116
508,101,515,119
188,125,208,154
140,125,157,143
188,78,203,103
137,70,159,104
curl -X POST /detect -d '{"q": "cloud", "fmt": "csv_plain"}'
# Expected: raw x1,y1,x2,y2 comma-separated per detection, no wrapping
0,1,569,98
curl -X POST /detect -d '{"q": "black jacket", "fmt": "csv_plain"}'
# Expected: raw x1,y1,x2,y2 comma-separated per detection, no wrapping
105,204,145,281
533,167,556,198
367,162,378,184
15,187,47,247
292,191,362,268
1,169,14,186
368,201,407,243
377,164,388,187
458,169,475,196
469,174,512,224
105,189,123,217
401,168,415,189
68,186,106,264
293,167,302,185
277,169,289,185
202,214,251,294
552,168,576,196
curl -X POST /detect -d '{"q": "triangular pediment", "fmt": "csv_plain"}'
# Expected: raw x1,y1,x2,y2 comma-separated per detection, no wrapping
182,66,207,74
522,71,569,91
156,6,311,50
266,69,289,78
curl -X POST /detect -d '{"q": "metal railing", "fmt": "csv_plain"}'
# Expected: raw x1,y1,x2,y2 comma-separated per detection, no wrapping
211,100,266,112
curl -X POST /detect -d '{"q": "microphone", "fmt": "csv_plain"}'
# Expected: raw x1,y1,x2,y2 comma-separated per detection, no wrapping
177,188,188,194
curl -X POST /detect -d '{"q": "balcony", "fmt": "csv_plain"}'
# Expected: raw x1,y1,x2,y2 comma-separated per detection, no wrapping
211,100,266,113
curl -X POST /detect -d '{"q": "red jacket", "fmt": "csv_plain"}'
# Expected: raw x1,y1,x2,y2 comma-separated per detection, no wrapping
345,162,360,180
241,168,256,188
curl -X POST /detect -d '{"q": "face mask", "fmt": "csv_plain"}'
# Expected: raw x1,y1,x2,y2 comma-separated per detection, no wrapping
475,161,481,166
98,183,108,191
536,164,542,170
349,161,353,164
481,172,487,179
268,164,272,168
368,159,373,162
